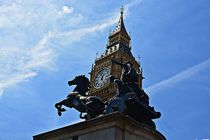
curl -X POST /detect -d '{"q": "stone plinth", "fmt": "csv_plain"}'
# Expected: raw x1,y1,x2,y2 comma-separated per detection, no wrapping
33,113,166,140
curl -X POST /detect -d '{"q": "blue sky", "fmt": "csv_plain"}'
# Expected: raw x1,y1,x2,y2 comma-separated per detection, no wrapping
0,0,210,139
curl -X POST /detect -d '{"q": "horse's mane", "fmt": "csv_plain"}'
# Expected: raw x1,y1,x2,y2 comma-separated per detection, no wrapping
74,75,90,95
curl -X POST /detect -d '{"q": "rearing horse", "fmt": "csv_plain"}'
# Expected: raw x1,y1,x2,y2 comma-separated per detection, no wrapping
55,75,105,120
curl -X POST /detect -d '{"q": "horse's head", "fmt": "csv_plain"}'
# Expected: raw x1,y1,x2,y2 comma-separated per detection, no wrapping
68,75,88,86
68,75,90,95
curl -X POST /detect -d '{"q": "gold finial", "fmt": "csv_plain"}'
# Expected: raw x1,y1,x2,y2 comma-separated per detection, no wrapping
120,5,124,15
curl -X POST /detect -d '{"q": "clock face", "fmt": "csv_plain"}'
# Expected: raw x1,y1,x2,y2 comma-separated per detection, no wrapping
94,67,110,89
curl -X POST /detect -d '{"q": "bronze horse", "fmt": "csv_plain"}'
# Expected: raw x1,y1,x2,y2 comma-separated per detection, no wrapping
55,75,105,120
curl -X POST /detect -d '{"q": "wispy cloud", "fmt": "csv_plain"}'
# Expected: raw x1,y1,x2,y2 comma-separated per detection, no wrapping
57,14,119,43
57,0,143,44
0,31,55,96
0,1,69,96
20,31,56,70
58,6,74,14
145,58,210,95
0,0,142,96
0,72,37,96
126,0,143,9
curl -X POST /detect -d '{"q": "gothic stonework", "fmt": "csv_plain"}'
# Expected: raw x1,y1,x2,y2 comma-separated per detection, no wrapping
89,8,143,101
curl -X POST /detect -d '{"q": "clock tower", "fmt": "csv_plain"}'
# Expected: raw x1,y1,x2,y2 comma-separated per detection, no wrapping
89,7,143,101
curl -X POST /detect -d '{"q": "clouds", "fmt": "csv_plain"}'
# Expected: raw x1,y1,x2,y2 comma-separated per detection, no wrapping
22,31,56,70
59,6,74,14
0,1,69,96
145,58,210,95
56,0,144,44
0,31,54,96
0,1,50,28
57,12,119,44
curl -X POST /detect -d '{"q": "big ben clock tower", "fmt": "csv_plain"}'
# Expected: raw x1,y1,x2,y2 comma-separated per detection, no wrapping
89,7,143,101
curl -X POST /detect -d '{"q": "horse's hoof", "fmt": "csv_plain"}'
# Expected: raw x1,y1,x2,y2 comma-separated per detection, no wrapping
58,111,62,116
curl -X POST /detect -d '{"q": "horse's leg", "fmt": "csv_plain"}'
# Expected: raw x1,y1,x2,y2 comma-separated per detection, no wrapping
55,101,67,111
55,100,68,116
55,102,62,116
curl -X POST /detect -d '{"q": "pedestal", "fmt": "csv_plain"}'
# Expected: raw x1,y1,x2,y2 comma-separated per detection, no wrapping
33,113,166,140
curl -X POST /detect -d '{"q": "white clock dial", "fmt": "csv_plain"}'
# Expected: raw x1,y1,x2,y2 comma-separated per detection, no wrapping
94,67,110,89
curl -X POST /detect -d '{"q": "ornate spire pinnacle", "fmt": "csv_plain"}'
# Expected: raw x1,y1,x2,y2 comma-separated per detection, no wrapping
107,6,131,49
110,6,130,39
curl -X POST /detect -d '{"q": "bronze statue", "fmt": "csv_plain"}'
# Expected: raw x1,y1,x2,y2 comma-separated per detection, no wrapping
55,64,161,129
106,60,161,129
55,75,105,120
